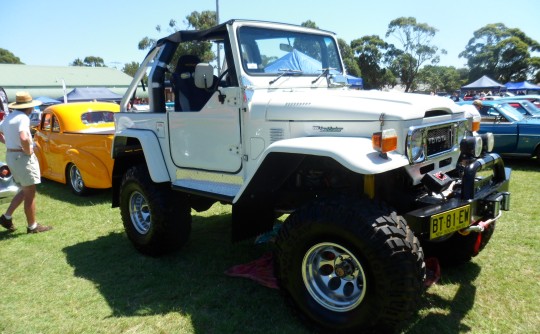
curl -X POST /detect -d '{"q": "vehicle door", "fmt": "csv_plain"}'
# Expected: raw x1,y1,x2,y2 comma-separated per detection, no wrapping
168,85,243,173
514,121,540,155
35,112,64,180
479,106,518,153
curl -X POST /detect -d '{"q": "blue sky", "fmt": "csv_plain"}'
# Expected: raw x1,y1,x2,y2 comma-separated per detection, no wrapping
3,0,539,70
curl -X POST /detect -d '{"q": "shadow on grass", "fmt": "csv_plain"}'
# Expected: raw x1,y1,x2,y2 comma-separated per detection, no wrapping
404,262,481,333
62,213,308,334
0,230,19,241
37,178,112,206
502,156,539,172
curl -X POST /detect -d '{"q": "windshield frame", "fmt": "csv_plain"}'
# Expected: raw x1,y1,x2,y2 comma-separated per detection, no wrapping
236,25,343,77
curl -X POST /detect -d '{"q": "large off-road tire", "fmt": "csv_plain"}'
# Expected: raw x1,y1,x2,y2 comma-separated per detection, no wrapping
274,198,425,334
67,163,89,196
423,222,496,265
119,164,191,256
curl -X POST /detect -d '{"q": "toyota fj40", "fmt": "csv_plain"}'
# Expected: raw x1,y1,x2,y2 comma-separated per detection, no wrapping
111,20,511,333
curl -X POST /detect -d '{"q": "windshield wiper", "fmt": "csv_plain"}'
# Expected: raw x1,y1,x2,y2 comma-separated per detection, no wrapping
269,68,303,85
311,67,335,84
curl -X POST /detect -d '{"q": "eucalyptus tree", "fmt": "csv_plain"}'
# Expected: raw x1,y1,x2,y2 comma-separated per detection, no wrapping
70,56,105,67
351,35,395,90
0,48,23,64
385,17,446,92
459,23,540,83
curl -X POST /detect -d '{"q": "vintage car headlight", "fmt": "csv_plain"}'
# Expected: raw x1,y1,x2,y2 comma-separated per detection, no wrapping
407,129,425,163
460,136,483,158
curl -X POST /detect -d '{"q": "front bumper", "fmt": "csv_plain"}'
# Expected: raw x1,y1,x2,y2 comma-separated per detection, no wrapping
405,153,511,239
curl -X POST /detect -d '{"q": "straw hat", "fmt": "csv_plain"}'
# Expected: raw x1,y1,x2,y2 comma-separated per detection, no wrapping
472,99,482,107
8,91,42,109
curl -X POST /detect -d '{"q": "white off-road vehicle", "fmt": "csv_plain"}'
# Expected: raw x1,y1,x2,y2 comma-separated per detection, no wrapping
112,20,511,333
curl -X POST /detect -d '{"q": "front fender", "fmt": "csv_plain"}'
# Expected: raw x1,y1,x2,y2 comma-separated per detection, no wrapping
261,136,409,174
233,136,409,203
112,128,170,183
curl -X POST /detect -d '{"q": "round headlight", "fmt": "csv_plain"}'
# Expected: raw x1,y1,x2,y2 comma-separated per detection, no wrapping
460,136,483,158
408,129,425,163
474,136,483,157
481,133,494,152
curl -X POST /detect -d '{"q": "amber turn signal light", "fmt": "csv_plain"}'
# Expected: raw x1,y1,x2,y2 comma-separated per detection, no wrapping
372,129,398,153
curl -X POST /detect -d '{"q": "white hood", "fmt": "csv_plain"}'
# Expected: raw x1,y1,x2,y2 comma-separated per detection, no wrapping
262,89,460,121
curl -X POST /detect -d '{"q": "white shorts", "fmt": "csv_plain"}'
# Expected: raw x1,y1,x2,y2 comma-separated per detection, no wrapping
6,152,41,187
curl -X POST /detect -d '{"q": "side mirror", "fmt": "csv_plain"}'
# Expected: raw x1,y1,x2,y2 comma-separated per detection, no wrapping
328,74,348,87
194,63,214,89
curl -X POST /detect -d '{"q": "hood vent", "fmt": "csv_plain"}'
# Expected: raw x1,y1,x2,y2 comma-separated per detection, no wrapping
425,110,450,117
270,128,284,143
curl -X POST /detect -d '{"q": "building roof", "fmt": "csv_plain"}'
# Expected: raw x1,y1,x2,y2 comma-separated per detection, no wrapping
0,64,135,101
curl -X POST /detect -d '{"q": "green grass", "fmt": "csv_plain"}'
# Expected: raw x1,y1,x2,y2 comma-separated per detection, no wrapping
0,148,539,334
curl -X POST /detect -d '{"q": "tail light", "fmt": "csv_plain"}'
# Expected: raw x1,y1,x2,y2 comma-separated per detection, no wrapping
0,165,12,178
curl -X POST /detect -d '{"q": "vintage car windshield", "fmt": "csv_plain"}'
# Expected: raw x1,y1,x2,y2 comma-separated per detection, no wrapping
498,103,524,122
520,100,540,116
237,26,343,76
81,111,115,124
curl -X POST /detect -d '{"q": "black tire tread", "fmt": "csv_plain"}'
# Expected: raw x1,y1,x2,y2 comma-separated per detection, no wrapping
119,164,191,256
275,197,425,333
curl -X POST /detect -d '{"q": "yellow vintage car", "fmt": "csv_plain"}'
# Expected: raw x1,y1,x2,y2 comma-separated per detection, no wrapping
34,101,119,195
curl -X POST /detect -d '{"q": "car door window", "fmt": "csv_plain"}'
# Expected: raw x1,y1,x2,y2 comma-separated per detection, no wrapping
509,103,526,115
52,116,60,132
481,107,509,123
42,113,52,131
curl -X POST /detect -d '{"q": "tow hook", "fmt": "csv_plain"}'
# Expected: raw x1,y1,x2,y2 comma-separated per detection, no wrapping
461,191,510,234
460,211,502,234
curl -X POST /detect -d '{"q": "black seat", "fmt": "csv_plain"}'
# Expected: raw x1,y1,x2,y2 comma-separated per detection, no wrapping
170,55,216,112
171,55,199,111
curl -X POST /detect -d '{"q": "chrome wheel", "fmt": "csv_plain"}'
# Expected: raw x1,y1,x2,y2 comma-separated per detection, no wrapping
302,242,366,312
69,164,85,194
129,190,151,234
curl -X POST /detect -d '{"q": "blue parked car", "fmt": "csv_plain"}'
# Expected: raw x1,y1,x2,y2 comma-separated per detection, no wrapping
496,98,540,118
461,100,540,160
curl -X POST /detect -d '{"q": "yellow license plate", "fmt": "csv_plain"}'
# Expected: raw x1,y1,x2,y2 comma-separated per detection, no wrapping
430,205,471,239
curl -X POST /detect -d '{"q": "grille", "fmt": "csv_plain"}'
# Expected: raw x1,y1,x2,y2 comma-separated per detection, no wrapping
426,126,453,156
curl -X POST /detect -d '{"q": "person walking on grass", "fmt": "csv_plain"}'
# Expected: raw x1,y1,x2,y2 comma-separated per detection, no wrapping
0,92,51,233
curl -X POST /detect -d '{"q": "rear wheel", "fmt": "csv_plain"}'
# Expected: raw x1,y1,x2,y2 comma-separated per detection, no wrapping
67,163,88,196
275,198,425,333
119,164,191,256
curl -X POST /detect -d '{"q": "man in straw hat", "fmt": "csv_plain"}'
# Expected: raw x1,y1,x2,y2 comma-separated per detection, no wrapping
473,99,483,112
0,91,52,233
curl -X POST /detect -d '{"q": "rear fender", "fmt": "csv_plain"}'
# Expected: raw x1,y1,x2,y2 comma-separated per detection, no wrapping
64,149,112,188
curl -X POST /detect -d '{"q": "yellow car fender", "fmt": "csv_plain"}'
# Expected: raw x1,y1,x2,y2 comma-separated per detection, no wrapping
64,149,112,189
